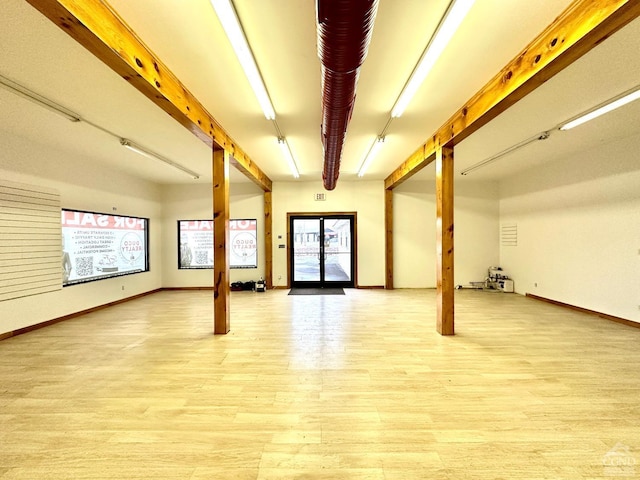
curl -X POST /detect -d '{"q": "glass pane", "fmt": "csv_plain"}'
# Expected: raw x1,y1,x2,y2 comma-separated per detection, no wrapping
292,218,321,282
323,218,351,282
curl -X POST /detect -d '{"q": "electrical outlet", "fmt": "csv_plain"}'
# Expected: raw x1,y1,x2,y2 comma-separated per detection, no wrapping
534,282,538,288
278,275,282,280
122,285,125,291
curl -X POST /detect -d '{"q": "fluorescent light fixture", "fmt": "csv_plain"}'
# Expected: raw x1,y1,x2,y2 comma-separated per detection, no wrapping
0,73,81,122
120,138,200,179
1,74,200,180
391,0,475,118
357,136,385,177
460,131,550,176
559,87,640,131
277,137,300,178
210,0,276,120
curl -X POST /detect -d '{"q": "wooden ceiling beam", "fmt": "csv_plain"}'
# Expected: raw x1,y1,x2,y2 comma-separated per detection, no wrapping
25,0,272,192
385,0,640,190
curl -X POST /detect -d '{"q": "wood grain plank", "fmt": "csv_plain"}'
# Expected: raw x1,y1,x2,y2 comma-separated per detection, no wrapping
2,289,639,478
213,148,230,334
385,141,436,190
384,188,394,290
436,146,454,335
264,191,273,289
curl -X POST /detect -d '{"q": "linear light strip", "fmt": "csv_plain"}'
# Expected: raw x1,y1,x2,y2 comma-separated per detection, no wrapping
277,137,300,178
120,139,201,179
359,0,474,175
0,73,81,122
461,84,640,175
210,0,275,120
357,136,385,177
559,86,640,130
391,0,475,118
2,74,199,180
460,131,550,176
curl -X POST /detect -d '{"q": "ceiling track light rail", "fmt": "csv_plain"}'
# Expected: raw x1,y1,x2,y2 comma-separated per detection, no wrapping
558,85,640,131
1,73,200,180
210,0,300,179
358,135,385,177
277,137,300,179
461,83,640,176
0,73,81,123
210,0,275,120
460,131,550,176
120,139,200,180
357,0,475,178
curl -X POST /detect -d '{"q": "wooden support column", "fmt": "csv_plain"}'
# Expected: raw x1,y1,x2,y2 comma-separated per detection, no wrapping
264,191,273,289
213,148,230,334
384,188,394,290
436,145,454,335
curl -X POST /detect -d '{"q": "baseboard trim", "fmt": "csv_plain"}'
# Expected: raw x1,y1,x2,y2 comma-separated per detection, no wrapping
526,293,639,329
274,285,385,290
162,286,214,291
1,284,440,341
1,289,162,341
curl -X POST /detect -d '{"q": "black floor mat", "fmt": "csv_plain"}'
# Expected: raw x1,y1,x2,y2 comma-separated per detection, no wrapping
288,288,345,296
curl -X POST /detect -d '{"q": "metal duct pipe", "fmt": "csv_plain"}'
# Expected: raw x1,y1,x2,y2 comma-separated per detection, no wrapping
317,0,379,190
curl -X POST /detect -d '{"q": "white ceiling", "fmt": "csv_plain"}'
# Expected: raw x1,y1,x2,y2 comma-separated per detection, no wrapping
1,0,639,188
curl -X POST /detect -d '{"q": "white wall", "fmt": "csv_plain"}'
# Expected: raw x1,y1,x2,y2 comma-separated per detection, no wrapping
393,178,500,288
163,179,385,288
272,180,385,287
499,132,640,323
0,132,163,335
6,121,635,334
161,182,265,288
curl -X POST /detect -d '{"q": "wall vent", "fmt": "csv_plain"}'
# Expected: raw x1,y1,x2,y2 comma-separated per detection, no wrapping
501,223,518,246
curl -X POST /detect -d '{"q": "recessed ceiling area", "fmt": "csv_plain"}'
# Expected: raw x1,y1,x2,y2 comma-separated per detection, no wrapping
406,14,640,184
1,0,638,189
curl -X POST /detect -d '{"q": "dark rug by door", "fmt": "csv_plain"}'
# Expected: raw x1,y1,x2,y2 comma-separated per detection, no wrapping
288,288,345,296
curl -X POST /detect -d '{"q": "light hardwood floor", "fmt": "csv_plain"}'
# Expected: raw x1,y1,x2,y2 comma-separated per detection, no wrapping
1,289,639,479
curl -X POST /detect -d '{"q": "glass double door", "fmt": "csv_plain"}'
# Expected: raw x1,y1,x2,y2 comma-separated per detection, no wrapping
290,215,355,288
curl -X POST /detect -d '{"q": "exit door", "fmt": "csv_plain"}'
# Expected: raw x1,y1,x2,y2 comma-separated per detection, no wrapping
289,214,355,288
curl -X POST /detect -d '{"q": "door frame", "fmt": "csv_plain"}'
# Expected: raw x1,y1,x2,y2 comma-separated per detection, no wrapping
286,211,358,288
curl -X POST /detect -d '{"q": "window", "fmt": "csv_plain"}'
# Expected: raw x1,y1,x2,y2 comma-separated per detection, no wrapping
177,219,257,269
61,209,149,286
